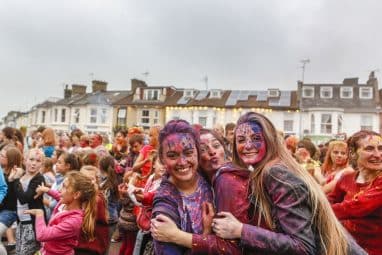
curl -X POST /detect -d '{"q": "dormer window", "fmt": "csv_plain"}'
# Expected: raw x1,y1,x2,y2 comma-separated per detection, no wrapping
184,89,195,98
267,89,280,97
302,86,314,98
340,87,353,99
210,90,222,98
320,87,333,98
144,89,161,100
359,87,373,99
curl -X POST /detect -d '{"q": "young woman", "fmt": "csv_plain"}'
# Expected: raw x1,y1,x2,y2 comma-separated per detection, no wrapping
151,129,251,254
25,171,97,255
321,140,354,194
75,165,109,255
211,112,365,255
328,130,382,255
112,130,128,161
0,144,23,254
45,152,80,219
151,120,213,255
132,126,160,188
15,148,46,255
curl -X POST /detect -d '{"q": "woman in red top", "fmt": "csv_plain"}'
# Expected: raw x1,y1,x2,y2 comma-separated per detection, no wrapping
132,126,160,188
321,140,354,194
329,130,382,255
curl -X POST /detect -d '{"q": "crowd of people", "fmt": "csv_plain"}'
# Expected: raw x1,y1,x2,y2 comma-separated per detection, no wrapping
0,112,380,255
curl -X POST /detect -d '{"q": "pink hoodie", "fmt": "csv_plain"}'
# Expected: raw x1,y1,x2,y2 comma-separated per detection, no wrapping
35,190,84,255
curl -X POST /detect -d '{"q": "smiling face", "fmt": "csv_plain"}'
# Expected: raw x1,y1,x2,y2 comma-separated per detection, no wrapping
330,144,348,167
200,133,226,176
25,149,44,175
357,135,382,171
161,133,198,187
235,122,266,167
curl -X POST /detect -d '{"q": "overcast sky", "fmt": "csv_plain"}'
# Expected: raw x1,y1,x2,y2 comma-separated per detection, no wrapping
1,0,381,117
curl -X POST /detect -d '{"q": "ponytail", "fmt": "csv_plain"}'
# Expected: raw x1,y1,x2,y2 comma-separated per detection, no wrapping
65,171,97,241
82,191,97,240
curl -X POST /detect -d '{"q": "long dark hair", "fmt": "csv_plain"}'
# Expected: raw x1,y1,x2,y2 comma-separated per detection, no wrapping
99,156,119,199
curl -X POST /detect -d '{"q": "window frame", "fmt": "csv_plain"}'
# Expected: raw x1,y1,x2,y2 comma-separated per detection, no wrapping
320,87,333,99
359,87,373,99
302,86,314,98
340,86,353,99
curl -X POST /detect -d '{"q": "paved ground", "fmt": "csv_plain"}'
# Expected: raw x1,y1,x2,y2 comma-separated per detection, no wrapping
3,241,122,255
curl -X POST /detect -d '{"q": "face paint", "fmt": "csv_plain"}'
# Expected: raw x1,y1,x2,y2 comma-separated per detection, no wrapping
357,135,382,171
235,122,266,167
199,133,226,176
161,133,198,186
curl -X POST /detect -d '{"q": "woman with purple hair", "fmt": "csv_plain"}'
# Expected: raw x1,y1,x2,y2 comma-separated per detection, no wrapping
151,120,213,255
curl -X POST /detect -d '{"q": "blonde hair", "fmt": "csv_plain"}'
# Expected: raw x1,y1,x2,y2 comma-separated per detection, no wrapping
66,171,97,241
232,112,348,255
321,141,348,175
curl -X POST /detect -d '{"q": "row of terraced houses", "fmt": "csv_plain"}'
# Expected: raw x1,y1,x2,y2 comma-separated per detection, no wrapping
2,72,381,144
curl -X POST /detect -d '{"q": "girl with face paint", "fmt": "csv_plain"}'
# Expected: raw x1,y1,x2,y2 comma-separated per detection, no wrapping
328,130,382,255
150,129,251,254
211,112,366,255
150,120,213,255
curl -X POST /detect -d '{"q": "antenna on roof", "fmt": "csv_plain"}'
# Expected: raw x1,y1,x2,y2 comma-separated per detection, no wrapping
300,59,310,82
142,71,150,81
202,75,208,90
89,72,95,80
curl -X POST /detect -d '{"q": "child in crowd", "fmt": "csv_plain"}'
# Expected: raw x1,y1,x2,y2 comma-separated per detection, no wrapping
118,171,139,255
75,165,109,255
26,171,97,255
41,158,55,188
133,157,165,255
15,148,46,255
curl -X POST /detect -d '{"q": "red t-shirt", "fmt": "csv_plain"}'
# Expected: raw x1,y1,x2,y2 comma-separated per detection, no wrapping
328,172,382,255
135,145,153,188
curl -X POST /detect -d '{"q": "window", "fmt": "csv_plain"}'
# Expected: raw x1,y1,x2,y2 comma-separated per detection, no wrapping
144,90,160,100
268,89,280,97
210,90,221,98
340,87,353,99
310,114,315,134
61,109,66,123
320,87,333,98
74,108,80,123
360,115,373,130
100,108,107,124
54,109,58,122
199,117,207,127
117,107,127,126
320,114,332,134
338,114,343,133
184,90,194,98
283,113,294,132
141,110,150,125
359,87,373,99
41,111,46,123
302,87,314,98
90,108,97,123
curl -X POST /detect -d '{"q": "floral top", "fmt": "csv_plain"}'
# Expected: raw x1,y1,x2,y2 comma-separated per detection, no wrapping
152,173,213,255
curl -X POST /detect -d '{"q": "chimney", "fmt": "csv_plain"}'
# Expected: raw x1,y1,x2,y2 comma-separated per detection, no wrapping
343,78,359,85
131,79,147,92
64,84,72,99
92,80,108,92
367,71,378,86
72,84,87,95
